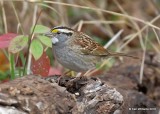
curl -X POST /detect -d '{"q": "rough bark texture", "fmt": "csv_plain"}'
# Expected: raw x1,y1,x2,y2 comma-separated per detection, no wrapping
0,51,159,114
0,75,123,114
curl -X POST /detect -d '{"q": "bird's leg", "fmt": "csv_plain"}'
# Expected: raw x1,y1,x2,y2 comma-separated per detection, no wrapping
64,70,72,76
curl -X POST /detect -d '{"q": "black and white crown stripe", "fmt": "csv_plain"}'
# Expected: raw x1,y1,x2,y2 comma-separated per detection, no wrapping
52,26,74,36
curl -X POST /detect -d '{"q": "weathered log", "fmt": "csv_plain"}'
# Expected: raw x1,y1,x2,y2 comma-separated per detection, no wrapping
0,75,123,114
0,51,159,114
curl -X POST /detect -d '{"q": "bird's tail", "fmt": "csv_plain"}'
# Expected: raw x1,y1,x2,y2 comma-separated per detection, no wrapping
108,52,139,59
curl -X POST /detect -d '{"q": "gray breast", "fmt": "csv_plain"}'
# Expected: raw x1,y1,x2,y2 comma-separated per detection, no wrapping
52,44,96,72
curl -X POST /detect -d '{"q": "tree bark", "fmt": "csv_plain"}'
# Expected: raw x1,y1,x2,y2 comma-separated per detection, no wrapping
0,75,123,114
0,51,159,114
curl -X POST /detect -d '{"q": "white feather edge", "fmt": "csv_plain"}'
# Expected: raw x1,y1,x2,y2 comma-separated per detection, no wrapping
57,29,73,33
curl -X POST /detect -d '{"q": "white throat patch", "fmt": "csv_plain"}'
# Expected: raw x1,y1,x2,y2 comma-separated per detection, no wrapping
52,37,59,44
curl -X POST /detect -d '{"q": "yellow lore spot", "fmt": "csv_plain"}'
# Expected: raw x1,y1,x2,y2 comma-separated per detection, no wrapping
52,29,59,33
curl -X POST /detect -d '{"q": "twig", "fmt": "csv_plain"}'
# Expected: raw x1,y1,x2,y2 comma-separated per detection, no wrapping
26,5,38,75
23,9,43,75
0,0,7,33
119,15,160,51
77,20,83,31
43,0,160,31
113,0,145,50
104,29,123,49
152,28,160,47
140,28,148,84
11,1,24,34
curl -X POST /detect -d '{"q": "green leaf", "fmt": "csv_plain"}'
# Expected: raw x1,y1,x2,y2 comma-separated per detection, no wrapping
0,70,9,80
31,25,50,33
30,39,43,60
37,35,52,48
8,35,28,53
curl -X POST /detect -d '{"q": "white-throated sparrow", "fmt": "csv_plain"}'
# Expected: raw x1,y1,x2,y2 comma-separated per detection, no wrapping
45,26,137,72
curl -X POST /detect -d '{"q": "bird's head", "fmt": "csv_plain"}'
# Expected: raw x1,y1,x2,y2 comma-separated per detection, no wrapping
44,26,74,45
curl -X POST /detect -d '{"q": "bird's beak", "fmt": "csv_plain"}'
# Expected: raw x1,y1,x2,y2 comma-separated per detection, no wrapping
44,31,53,37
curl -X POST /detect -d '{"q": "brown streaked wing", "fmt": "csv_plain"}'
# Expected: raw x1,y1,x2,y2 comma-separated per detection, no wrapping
74,32,110,56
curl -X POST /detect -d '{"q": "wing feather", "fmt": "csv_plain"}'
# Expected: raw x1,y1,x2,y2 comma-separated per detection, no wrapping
73,32,110,56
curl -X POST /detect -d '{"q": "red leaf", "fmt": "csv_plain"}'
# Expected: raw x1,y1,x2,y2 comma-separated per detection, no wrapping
31,52,50,77
1,78,9,83
0,33,18,49
49,67,62,75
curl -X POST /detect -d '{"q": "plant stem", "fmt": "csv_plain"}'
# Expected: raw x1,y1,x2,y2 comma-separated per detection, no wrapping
23,9,43,75
27,50,32,75
11,1,24,34
1,0,8,33
9,53,15,80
